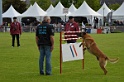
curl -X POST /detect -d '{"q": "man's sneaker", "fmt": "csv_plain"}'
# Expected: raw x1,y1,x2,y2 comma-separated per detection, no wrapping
40,73,44,75
46,73,51,75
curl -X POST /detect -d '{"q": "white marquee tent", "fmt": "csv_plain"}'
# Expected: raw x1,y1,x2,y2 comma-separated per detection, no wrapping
66,4,77,16
69,1,101,17
68,1,102,24
68,4,77,13
97,3,111,16
46,2,65,16
46,4,54,13
2,5,21,18
113,2,124,20
20,2,46,21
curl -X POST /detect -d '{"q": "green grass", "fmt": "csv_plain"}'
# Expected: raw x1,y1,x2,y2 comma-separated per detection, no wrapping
0,32,124,82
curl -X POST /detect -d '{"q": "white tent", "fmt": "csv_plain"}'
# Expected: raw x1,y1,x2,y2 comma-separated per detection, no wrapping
69,1,101,17
46,2,65,16
46,4,54,13
2,5,21,18
97,3,111,16
68,4,77,13
113,2,124,20
20,2,46,17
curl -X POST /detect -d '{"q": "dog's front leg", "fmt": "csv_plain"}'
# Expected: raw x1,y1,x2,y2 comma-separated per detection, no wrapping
79,42,87,54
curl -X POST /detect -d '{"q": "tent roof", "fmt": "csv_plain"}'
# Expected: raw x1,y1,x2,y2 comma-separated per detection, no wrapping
20,2,46,17
97,3,111,16
68,4,77,13
46,4,54,13
46,2,65,16
113,2,124,16
2,5,21,18
20,5,32,16
69,1,101,16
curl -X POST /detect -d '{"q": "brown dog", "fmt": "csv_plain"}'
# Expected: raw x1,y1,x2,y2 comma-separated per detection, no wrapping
79,32,119,75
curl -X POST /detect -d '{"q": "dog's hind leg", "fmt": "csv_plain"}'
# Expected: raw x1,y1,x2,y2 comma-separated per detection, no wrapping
99,58,108,75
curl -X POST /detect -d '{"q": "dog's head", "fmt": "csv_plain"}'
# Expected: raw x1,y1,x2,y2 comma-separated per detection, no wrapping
78,32,87,39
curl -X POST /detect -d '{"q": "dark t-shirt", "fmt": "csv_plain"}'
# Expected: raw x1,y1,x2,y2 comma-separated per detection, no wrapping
36,22,54,46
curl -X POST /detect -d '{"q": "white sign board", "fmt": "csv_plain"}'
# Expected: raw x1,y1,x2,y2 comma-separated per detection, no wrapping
63,8,69,14
62,42,83,62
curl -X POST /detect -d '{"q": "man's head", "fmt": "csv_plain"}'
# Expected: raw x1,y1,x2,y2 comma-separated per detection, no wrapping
13,17,17,22
69,16,74,23
43,16,51,24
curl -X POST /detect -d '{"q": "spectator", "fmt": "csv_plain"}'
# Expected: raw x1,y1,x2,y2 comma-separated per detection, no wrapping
10,17,22,47
82,21,86,32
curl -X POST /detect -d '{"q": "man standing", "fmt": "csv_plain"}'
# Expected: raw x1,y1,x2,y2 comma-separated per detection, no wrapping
64,16,79,43
10,17,22,47
36,16,54,75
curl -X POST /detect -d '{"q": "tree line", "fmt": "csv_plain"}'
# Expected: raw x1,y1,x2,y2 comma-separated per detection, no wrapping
2,0,120,14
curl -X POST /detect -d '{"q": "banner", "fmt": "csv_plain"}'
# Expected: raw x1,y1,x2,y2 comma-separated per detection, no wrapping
62,42,83,62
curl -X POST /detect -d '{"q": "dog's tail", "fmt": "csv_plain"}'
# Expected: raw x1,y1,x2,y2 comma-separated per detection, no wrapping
107,57,119,63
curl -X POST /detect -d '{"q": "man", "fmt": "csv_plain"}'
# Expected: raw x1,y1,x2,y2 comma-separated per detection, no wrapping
10,17,22,47
64,16,79,43
95,17,99,28
36,16,54,75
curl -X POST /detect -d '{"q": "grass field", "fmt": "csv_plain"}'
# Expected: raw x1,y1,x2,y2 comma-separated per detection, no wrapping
0,32,124,82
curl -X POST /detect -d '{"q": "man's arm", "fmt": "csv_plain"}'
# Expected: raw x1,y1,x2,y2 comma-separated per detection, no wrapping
76,23,79,31
10,23,13,35
50,35,54,52
36,36,39,50
19,23,22,35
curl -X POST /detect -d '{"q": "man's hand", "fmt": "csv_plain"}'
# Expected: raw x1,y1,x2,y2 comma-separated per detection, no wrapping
51,45,54,52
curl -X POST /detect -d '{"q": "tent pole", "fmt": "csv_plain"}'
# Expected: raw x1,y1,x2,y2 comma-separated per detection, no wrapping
91,15,92,28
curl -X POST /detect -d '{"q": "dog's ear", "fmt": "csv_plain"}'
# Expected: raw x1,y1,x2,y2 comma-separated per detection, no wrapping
77,32,82,37
81,32,86,36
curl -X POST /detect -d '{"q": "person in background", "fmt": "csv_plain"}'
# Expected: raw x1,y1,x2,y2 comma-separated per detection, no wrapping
82,21,86,32
64,16,79,43
93,17,96,29
95,17,99,28
10,17,22,47
36,16,54,75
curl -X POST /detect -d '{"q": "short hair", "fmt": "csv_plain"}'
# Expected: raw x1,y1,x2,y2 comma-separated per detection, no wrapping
43,16,51,22
69,16,74,20
13,17,17,19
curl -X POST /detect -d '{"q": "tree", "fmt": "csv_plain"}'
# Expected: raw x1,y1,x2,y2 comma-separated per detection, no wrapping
75,0,84,8
109,3,120,10
30,0,52,11
53,0,69,8
3,0,27,13
60,0,81,8
53,0,83,8
53,0,100,11
86,0,100,11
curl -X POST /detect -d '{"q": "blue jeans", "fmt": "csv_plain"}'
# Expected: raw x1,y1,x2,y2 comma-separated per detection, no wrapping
39,45,52,75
